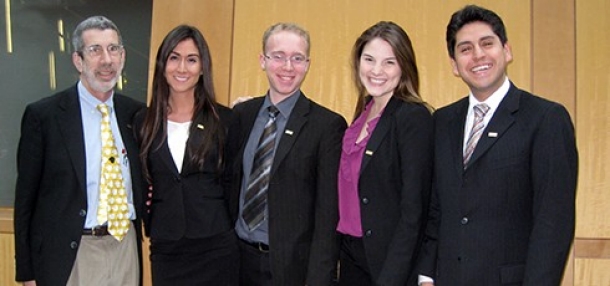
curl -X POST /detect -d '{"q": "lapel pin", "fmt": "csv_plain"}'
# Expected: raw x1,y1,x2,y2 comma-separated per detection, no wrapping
365,150,374,156
197,124,204,130
488,132,498,138
285,129,294,136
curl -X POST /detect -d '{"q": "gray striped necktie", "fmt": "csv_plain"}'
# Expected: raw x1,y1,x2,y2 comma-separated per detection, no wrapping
242,105,280,230
463,103,490,167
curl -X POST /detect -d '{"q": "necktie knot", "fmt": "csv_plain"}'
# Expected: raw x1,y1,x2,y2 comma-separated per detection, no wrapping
474,103,490,118
97,103,110,116
268,105,279,119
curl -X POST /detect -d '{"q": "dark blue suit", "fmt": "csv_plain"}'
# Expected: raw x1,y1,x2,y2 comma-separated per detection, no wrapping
420,83,578,285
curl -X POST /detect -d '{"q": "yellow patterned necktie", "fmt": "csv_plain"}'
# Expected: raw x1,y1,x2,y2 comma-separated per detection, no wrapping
97,103,130,241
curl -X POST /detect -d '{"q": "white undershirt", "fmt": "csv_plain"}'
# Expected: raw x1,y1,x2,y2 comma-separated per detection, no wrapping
167,120,191,173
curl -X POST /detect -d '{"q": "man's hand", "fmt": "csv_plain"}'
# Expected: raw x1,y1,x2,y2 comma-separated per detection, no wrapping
231,96,254,108
23,280,37,286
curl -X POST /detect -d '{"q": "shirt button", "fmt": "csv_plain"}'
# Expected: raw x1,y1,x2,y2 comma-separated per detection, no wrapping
365,230,372,237
362,197,369,205
70,241,78,249
461,217,469,225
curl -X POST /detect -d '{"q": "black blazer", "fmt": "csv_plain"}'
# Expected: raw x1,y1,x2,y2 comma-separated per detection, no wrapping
355,97,433,286
419,83,578,285
225,93,347,286
139,105,234,240
14,85,145,285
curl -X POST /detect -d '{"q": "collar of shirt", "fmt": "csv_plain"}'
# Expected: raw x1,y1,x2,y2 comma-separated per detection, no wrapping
466,76,510,124
261,89,301,120
463,77,510,149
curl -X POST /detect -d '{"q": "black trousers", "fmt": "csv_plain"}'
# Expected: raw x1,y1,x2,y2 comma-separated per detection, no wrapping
238,239,272,286
338,234,373,286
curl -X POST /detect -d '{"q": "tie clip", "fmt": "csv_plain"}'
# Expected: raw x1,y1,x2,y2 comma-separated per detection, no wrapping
197,124,204,130
285,129,294,136
365,150,374,156
488,132,498,137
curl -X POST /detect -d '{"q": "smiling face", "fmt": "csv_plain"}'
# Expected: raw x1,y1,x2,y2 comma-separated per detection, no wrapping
260,30,309,103
451,21,512,101
359,38,401,100
73,28,125,101
164,38,202,96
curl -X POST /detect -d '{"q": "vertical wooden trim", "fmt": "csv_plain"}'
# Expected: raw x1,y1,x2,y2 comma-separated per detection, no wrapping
531,0,576,117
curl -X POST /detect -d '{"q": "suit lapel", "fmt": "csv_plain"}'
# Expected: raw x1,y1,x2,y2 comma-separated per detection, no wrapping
451,98,469,175
360,97,401,173
181,112,206,176
153,132,180,175
57,86,87,192
114,96,142,172
270,95,308,175
465,84,519,168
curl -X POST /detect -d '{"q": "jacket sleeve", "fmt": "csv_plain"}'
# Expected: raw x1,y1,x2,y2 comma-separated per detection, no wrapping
14,105,44,282
523,103,577,285
306,114,347,285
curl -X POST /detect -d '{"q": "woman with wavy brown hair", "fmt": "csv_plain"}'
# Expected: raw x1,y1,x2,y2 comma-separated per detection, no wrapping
336,21,433,286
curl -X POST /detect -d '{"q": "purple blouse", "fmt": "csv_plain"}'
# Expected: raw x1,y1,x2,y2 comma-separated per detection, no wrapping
337,101,382,237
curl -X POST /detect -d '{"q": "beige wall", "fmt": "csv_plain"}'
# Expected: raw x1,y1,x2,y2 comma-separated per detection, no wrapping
3,0,610,285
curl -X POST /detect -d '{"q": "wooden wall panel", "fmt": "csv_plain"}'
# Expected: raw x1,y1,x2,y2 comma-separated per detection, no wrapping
573,0,610,284
0,234,19,286
532,0,576,115
230,0,530,119
0,209,19,286
575,259,610,286
575,0,610,239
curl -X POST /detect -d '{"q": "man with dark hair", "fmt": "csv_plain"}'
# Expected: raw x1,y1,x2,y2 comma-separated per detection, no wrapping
419,5,578,286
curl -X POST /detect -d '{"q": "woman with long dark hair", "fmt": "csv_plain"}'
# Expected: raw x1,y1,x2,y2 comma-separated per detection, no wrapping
138,25,237,285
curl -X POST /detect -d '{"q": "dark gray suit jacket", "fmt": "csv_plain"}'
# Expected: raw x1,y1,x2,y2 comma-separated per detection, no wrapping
419,83,578,285
14,85,145,285
225,92,347,286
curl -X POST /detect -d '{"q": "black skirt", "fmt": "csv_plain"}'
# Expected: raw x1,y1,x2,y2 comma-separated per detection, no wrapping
150,229,239,285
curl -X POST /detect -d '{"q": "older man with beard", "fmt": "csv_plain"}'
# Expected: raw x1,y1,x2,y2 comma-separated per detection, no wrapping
14,16,145,286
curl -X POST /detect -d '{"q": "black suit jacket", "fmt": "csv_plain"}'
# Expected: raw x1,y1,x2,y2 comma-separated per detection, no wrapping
225,93,347,286
356,97,433,286
419,83,578,285
138,105,234,240
14,85,146,285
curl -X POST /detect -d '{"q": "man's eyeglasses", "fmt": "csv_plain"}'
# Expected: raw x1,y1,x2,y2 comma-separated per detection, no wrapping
81,44,124,57
264,53,309,66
